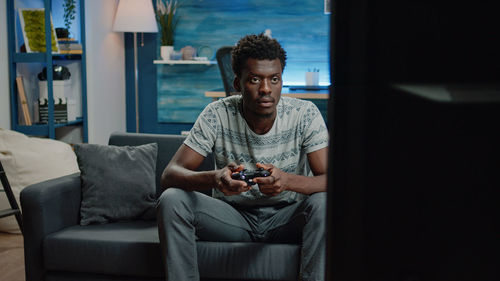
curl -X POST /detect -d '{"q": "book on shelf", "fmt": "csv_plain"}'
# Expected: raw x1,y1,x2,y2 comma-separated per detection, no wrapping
57,40,81,46
15,77,32,125
57,38,78,42
59,50,83,55
58,41,82,54
57,38,83,54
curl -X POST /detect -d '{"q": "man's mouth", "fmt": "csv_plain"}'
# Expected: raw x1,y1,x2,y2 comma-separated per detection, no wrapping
257,98,274,107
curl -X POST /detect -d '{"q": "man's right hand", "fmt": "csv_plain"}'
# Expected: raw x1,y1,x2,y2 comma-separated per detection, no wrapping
215,163,250,196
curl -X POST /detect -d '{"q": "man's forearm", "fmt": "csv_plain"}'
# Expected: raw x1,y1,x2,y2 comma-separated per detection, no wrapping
285,173,327,195
161,165,217,191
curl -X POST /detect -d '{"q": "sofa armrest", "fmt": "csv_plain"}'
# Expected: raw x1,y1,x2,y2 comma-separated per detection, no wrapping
20,173,81,281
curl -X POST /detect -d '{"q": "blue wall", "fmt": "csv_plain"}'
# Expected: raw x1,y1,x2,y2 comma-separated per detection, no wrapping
129,0,329,133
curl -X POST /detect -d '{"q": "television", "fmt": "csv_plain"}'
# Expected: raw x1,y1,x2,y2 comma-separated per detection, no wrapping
326,1,500,280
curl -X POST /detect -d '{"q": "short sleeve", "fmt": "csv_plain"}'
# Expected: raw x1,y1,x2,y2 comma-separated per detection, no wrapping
184,104,220,157
301,102,329,154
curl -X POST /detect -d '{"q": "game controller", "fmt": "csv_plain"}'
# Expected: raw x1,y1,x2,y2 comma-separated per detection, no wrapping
231,168,271,185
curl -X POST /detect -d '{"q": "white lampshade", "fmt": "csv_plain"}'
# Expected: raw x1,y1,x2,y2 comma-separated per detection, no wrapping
113,0,158,33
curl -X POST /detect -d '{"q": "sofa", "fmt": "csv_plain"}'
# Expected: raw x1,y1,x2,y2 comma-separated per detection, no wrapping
20,132,300,281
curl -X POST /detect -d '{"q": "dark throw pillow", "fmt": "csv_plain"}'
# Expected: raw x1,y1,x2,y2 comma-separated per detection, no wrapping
73,143,158,225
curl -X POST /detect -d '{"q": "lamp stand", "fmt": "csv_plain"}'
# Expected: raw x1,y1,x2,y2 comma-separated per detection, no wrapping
133,32,139,133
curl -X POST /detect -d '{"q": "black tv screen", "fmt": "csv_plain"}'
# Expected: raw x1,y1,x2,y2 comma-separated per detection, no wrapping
326,1,500,281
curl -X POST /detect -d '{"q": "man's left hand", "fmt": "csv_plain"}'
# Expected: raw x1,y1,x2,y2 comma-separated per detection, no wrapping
254,163,287,196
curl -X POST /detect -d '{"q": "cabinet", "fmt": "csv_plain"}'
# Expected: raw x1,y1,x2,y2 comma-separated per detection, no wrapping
6,0,88,142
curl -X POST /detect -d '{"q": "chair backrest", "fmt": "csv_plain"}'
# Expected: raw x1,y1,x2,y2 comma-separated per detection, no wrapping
216,46,236,96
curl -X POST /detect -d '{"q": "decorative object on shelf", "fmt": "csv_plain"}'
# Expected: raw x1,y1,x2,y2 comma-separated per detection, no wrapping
324,0,331,14
113,0,158,133
264,28,272,38
156,0,181,59
305,68,320,86
19,9,59,53
37,65,71,81
37,98,68,124
181,45,196,60
37,65,72,124
55,27,69,39
197,45,214,60
161,45,174,60
170,50,182,60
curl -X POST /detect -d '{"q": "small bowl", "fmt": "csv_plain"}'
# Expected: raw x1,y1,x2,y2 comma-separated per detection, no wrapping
170,51,182,60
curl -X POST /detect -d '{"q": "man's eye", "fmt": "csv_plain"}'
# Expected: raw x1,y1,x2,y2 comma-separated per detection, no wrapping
250,77,260,83
271,77,280,83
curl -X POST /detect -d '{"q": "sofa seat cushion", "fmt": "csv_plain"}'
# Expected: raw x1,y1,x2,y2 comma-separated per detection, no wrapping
44,221,300,280
44,221,164,277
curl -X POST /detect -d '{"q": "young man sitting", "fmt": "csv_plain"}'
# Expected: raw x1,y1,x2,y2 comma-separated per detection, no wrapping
157,33,329,281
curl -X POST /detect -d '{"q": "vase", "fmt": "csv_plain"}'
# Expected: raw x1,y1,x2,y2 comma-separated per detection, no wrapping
181,45,196,60
55,27,69,39
160,45,174,60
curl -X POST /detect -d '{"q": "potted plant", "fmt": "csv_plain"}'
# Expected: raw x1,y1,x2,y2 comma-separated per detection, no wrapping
63,0,76,32
156,0,181,60
56,0,76,39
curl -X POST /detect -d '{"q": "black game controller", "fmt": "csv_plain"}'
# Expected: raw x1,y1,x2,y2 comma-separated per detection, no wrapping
231,168,271,185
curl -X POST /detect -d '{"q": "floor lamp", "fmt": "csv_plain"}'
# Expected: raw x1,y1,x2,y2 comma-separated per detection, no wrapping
113,0,158,133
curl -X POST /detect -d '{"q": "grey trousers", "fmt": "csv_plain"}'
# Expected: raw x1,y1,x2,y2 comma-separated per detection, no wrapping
156,188,326,281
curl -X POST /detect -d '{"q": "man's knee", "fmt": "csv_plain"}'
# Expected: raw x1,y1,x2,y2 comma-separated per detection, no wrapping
305,192,326,209
304,192,327,223
156,188,192,218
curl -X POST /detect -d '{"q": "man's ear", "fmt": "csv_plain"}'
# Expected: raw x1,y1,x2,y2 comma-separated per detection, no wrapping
233,77,241,92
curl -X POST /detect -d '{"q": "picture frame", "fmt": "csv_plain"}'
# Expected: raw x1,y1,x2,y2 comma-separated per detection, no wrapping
18,8,59,53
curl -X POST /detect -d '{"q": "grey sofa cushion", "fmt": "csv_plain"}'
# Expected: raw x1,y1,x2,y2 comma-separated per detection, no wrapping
108,132,215,197
74,143,158,225
44,221,300,280
44,221,164,277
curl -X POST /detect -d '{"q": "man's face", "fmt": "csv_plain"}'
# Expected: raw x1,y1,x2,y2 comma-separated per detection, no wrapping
234,58,283,119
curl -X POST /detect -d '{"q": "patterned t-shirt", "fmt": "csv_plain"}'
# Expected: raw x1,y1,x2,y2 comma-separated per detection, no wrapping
185,95,329,207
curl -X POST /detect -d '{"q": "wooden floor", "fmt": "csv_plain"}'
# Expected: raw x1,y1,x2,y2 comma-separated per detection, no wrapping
0,232,25,281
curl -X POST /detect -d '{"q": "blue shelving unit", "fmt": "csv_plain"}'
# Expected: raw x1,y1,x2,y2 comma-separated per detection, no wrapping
6,0,88,142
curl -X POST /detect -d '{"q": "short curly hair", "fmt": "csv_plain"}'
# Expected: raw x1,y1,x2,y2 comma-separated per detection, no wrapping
231,33,287,78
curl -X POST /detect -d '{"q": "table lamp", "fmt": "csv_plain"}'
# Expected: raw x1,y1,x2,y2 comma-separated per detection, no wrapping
113,0,158,132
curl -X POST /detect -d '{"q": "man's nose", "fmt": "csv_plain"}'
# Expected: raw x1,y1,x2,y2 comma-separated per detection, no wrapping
259,79,272,95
